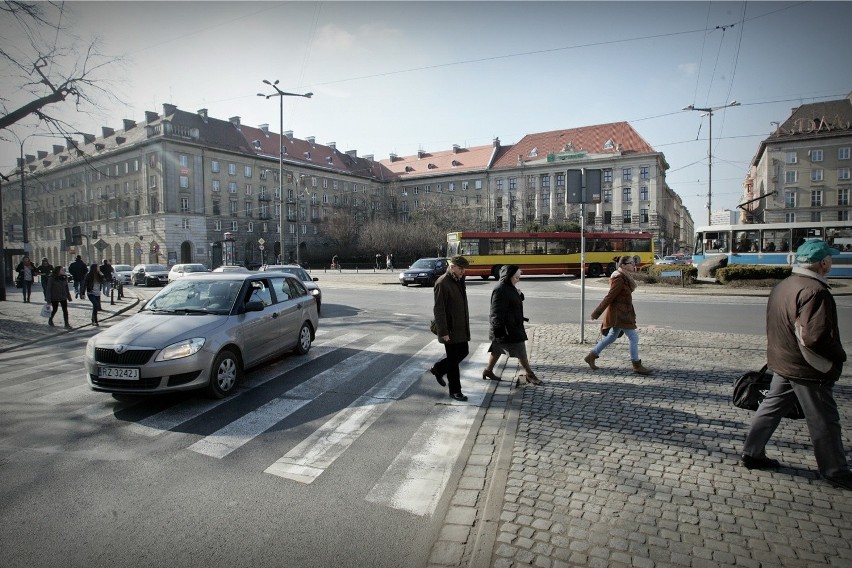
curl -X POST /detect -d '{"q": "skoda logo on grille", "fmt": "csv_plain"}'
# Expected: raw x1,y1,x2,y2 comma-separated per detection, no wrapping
114,345,127,354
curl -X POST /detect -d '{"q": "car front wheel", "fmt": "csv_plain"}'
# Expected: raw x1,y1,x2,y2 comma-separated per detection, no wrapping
294,322,312,355
207,349,240,398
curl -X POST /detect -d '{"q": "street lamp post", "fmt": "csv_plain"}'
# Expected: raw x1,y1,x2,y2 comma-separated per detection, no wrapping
683,100,740,225
258,80,312,265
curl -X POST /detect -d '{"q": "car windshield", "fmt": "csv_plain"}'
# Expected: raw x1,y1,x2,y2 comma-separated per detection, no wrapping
410,259,436,269
144,279,241,315
146,265,164,271
184,265,207,272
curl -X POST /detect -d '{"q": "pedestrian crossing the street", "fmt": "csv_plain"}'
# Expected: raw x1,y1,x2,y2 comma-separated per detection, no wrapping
2,326,503,518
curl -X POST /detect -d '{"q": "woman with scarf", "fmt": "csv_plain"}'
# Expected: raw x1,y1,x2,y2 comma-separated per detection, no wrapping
83,263,105,326
482,264,542,385
585,255,652,375
15,256,37,303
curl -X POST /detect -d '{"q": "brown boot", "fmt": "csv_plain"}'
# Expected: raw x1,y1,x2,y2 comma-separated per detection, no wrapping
632,360,652,375
584,351,599,370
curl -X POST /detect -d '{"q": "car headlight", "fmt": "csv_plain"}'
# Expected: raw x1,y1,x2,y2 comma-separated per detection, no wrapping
156,338,206,361
86,338,96,361
398,273,405,279
419,272,428,277
310,289,320,297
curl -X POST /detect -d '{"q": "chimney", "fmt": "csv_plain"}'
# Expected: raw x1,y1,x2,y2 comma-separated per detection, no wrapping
389,153,398,162
306,136,315,145
145,111,159,123
452,144,460,154
25,154,35,164
417,150,426,159
363,154,373,162
53,145,64,155
38,150,48,160
493,137,500,148
229,116,241,129
102,127,115,138
162,103,177,116
197,108,208,122
284,130,294,140
345,149,357,158
123,119,137,131
327,142,336,150
259,123,269,135
82,133,96,145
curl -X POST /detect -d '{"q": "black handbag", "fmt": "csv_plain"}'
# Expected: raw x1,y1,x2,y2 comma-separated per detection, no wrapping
732,365,805,420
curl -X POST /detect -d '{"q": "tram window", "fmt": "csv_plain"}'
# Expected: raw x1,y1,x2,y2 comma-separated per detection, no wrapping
734,230,760,252
791,228,822,251
505,239,525,254
704,231,728,252
826,226,852,251
527,239,546,254
609,239,624,252
460,239,479,256
761,229,790,252
546,240,567,254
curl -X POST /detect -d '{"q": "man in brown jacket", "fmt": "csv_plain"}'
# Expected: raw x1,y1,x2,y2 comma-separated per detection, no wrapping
431,255,471,401
742,239,851,490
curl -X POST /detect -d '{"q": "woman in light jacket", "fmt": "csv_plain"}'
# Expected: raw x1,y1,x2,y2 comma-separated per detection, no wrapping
15,256,36,303
585,255,652,375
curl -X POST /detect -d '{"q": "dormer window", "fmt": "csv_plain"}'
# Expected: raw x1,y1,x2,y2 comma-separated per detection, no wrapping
427,163,436,169
603,139,615,150
528,147,538,158
326,156,333,164
405,166,414,172
253,140,262,150
451,160,461,167
281,146,288,155
304,151,311,160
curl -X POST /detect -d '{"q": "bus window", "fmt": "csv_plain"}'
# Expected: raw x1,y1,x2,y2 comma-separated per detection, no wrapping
546,240,566,254
488,238,505,255
626,238,651,252
505,239,524,255
761,229,790,252
527,239,546,254
460,239,480,256
609,239,624,252
734,230,759,252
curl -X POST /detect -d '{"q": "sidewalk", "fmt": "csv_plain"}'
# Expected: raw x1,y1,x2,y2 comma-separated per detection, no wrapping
0,284,139,353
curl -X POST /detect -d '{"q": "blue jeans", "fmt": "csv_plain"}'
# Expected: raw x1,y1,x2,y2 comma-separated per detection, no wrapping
591,328,640,361
21,280,33,302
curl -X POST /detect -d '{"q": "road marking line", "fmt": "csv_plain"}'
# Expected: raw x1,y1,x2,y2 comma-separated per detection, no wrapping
265,340,445,482
188,334,412,458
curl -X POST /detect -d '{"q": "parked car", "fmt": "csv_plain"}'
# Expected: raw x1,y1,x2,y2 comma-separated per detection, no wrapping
85,272,319,398
113,264,133,284
257,264,322,314
168,263,209,282
131,264,170,286
398,257,449,287
656,256,688,265
212,266,250,273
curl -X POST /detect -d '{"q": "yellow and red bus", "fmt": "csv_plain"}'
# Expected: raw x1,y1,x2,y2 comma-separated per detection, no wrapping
446,231,655,279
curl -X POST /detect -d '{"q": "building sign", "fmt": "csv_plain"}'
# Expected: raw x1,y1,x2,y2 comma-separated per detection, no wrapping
778,114,852,136
547,151,588,162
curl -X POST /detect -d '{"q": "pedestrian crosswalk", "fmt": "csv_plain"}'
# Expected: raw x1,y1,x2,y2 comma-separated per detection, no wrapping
1,326,507,518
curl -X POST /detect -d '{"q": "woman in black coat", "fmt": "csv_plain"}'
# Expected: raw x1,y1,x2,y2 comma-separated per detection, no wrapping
482,265,542,385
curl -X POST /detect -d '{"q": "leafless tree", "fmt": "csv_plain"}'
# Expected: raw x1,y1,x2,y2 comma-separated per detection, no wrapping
0,1,122,134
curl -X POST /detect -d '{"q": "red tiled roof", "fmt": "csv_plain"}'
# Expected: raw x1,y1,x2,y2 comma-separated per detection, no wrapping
379,144,496,178
492,121,656,169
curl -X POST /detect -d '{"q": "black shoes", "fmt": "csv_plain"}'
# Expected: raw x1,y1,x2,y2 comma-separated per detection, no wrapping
450,393,468,402
430,366,446,387
824,471,852,490
47,320,54,327
741,454,780,470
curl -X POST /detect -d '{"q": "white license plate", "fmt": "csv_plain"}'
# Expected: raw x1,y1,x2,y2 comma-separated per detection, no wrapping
98,367,140,380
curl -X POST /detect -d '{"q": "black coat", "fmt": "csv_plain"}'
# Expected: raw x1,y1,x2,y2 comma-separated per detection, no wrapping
488,280,527,343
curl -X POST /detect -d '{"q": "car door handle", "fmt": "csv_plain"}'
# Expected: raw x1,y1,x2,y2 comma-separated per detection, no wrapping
271,312,278,319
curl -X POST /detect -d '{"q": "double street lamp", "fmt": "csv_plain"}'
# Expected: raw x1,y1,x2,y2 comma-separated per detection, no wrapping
683,100,740,225
257,80,312,265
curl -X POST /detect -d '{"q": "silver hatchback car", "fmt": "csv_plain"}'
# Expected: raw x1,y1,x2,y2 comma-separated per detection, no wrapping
85,272,319,398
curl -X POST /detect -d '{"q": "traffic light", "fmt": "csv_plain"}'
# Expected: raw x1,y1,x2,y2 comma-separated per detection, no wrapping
71,225,83,245
92,230,98,239
64,227,73,244
274,242,281,257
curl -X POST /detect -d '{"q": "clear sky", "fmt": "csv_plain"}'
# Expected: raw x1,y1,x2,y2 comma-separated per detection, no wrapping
2,1,851,225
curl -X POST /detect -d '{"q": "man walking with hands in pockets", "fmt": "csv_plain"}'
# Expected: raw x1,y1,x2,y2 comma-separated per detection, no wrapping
430,255,471,401
741,239,851,489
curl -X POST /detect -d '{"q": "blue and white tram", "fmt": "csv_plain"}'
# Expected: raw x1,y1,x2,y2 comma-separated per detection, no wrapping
693,221,852,278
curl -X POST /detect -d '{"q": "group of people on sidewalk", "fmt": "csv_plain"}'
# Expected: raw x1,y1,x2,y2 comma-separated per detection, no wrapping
431,242,850,491
14,255,117,328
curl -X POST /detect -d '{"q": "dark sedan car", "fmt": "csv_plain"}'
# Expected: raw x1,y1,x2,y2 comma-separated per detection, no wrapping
398,257,448,287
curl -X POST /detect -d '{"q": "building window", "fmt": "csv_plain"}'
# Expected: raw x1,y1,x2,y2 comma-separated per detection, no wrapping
785,212,795,222
640,166,650,179
448,182,455,192
811,190,822,207
496,179,503,191
244,165,252,178
149,176,157,188
838,168,851,181
622,168,632,181
228,182,237,193
541,175,550,189
786,151,797,164
245,184,252,196
640,209,649,223
231,221,238,232
527,175,536,189
245,201,252,217
839,147,851,160
214,220,221,231
180,197,189,213
640,186,649,201
182,218,190,230
839,211,849,221
228,163,236,175
839,188,849,206
555,173,565,188
785,170,798,184
179,175,189,189
229,200,238,215
622,209,631,223
211,160,220,173
603,189,612,203
475,179,482,190
247,222,253,233
541,192,550,208
622,187,632,202
603,169,613,183
811,149,824,162
811,211,821,222
811,169,824,182
509,177,517,190
784,191,796,209
603,211,612,224
179,154,188,167
462,181,469,191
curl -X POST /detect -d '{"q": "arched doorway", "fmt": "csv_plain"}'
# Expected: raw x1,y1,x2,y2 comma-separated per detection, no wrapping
180,241,193,263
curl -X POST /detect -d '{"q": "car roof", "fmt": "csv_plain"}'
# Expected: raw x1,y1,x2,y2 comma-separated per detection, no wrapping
182,272,292,282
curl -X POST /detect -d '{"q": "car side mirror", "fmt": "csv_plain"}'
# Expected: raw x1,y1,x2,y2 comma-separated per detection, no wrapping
242,300,264,313
312,277,318,282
